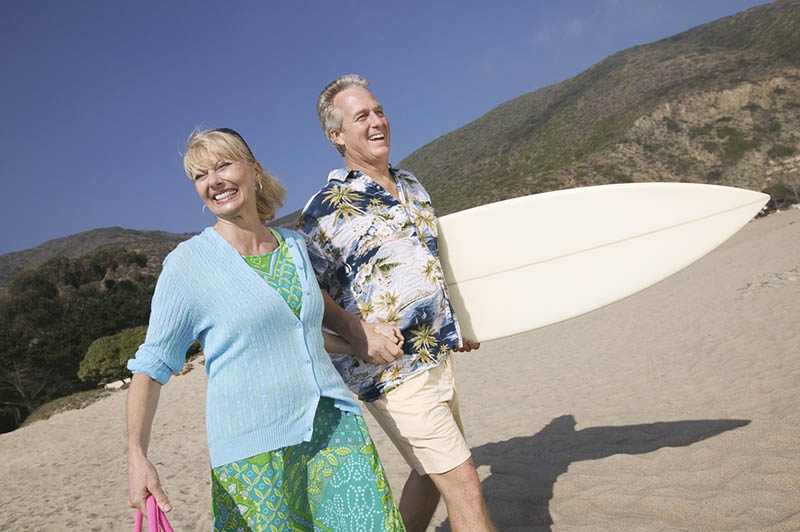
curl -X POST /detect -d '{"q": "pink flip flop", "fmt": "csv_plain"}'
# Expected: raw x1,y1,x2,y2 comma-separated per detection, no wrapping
134,495,173,532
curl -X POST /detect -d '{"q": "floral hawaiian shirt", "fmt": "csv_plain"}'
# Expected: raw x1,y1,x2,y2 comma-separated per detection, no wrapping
297,167,462,402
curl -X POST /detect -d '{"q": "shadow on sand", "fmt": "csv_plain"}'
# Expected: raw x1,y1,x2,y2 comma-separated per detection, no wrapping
435,416,750,532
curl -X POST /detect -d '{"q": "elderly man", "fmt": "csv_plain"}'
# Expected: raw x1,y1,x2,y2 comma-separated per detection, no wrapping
297,74,495,532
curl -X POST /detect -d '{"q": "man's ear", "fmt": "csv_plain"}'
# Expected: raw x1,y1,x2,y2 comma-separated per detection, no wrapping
330,129,345,147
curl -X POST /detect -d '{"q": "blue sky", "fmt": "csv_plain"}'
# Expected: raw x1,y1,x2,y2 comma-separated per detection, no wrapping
0,0,771,254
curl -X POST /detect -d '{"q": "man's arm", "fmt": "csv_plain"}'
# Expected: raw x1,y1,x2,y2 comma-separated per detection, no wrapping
321,291,403,364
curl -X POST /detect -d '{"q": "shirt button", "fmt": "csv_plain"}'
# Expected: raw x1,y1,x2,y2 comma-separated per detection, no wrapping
296,323,302,329
305,360,311,365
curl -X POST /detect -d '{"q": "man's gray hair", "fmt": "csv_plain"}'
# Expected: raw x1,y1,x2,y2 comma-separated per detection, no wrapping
317,74,370,156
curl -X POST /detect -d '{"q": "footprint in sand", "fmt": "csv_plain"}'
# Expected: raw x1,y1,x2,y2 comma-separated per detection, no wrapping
738,267,799,299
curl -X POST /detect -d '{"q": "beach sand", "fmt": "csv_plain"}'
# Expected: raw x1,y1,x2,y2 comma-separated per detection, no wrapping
1,209,798,531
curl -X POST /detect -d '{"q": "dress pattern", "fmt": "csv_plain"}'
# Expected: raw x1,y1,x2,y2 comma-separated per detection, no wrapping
211,398,404,532
243,228,303,318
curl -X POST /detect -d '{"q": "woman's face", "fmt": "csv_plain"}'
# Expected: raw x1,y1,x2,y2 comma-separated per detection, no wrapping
192,156,260,221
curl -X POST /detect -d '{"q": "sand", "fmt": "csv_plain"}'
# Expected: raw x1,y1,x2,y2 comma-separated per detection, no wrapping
1,209,798,532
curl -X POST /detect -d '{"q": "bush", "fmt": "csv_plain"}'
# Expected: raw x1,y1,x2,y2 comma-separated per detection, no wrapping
78,326,147,384
762,183,799,209
767,144,796,159
78,327,203,385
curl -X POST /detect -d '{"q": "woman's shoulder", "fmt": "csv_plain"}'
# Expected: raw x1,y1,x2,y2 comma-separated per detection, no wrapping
162,228,220,267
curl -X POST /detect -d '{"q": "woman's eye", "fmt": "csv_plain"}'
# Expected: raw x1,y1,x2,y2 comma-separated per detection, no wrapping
217,161,231,170
194,173,206,181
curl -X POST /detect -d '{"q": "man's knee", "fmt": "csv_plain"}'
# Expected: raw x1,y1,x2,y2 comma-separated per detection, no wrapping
430,456,482,496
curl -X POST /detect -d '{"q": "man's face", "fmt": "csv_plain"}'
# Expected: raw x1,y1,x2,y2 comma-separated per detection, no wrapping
331,86,391,168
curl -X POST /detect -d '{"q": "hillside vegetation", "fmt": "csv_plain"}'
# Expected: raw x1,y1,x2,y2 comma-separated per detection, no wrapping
0,227,192,296
0,242,180,432
399,0,800,214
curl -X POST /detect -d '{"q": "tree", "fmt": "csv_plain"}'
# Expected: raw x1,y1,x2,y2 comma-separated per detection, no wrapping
0,246,157,431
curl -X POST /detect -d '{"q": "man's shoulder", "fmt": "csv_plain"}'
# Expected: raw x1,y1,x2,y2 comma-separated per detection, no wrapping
297,181,338,228
392,167,418,182
296,171,355,236
393,167,433,202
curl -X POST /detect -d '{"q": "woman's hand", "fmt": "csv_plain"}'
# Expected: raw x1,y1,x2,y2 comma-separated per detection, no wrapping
127,453,172,514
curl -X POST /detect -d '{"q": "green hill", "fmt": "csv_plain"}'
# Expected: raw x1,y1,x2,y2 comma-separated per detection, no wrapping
0,227,192,296
399,0,800,215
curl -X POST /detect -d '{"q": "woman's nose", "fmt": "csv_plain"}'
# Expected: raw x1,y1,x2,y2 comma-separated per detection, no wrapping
207,169,224,187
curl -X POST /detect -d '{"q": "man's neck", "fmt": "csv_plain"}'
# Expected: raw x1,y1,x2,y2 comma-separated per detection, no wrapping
345,157,399,201
345,158,392,182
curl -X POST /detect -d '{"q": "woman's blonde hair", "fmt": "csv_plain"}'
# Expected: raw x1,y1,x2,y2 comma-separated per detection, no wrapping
183,128,286,223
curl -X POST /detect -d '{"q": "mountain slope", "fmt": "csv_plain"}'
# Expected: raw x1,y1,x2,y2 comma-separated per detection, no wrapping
0,227,192,296
399,0,800,215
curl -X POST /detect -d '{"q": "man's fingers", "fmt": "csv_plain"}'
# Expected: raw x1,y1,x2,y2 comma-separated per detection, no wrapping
456,339,480,352
373,323,404,346
375,341,402,363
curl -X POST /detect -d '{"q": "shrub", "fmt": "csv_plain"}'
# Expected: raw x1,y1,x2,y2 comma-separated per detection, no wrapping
706,168,724,182
762,183,799,209
78,327,203,385
767,144,796,159
662,116,681,133
78,326,147,384
689,124,713,138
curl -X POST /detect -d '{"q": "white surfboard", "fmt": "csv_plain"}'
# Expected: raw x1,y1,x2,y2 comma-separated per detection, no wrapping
437,183,769,343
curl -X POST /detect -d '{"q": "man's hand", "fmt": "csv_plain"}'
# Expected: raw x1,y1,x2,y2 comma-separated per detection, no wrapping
456,339,480,352
321,291,404,365
351,321,404,365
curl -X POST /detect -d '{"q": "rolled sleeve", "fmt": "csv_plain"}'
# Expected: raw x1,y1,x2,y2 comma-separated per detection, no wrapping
126,256,196,384
127,346,175,385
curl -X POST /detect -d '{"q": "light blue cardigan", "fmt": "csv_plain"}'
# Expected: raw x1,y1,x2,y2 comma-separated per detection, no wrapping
127,227,361,467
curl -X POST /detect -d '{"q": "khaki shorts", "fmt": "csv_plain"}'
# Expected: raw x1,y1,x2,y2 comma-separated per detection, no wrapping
364,356,471,475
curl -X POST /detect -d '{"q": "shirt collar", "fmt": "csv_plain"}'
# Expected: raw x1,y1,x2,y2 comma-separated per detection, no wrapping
326,164,406,183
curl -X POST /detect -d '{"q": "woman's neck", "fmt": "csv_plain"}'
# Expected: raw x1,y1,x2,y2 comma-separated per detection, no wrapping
213,216,277,256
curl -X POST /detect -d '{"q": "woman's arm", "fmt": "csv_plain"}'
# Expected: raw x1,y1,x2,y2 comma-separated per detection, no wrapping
126,373,172,514
322,331,353,354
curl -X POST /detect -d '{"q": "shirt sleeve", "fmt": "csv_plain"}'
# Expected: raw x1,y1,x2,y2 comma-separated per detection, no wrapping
126,255,197,384
297,201,342,298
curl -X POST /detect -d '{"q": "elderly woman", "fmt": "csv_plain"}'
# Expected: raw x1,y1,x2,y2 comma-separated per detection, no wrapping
126,128,405,531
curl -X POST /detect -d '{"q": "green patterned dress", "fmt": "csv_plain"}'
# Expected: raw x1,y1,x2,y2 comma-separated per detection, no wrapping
211,229,404,532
